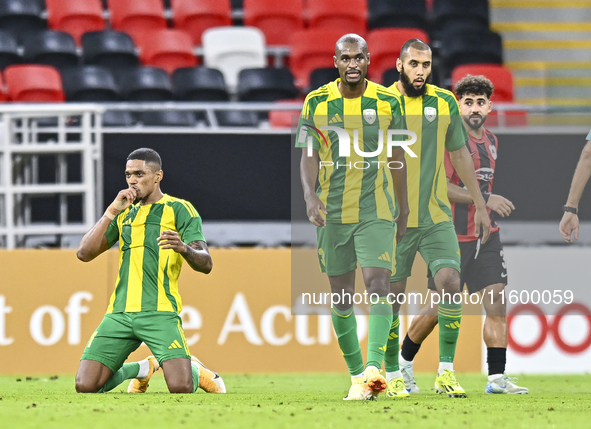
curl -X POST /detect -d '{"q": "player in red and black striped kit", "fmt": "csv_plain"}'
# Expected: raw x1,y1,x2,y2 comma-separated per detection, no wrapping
395,75,529,395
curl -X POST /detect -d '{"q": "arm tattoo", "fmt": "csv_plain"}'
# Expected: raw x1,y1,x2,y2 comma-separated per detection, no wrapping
182,240,213,274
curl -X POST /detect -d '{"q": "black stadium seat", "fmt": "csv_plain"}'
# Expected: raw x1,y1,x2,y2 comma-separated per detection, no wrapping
0,0,46,43
61,65,119,101
215,110,259,127
439,29,503,72
81,31,139,69
382,68,400,87
0,30,20,70
237,67,299,102
308,67,340,91
368,0,428,31
119,66,174,101
22,30,79,70
140,110,197,127
172,67,229,101
432,0,490,39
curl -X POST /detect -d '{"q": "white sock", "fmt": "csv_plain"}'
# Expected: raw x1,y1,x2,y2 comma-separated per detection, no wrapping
438,362,453,376
136,359,151,379
364,365,379,373
399,350,413,367
351,372,364,381
488,373,503,382
386,370,402,383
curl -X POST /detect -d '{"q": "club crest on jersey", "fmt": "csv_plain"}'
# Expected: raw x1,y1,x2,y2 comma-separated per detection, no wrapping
363,109,376,124
424,107,437,122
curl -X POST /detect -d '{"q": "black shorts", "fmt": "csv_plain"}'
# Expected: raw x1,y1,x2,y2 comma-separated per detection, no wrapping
428,231,507,294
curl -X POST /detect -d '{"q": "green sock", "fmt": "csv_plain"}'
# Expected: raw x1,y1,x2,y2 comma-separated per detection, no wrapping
384,312,400,372
438,299,463,363
366,298,393,369
191,361,200,393
331,305,364,376
100,363,140,393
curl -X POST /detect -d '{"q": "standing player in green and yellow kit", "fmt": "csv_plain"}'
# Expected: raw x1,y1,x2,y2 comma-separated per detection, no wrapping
383,39,491,398
75,148,225,395
297,34,409,401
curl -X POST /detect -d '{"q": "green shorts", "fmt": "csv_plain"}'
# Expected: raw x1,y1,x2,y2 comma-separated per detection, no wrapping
80,311,191,373
317,218,395,276
391,221,461,282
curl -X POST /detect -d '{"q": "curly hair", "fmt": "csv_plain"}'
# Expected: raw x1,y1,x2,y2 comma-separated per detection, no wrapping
454,75,494,100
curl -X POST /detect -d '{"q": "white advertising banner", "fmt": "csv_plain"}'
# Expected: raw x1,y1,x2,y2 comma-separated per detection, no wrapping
487,246,591,373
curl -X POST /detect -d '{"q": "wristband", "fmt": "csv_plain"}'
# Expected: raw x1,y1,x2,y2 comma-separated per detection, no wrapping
563,205,578,214
481,191,490,204
104,205,119,220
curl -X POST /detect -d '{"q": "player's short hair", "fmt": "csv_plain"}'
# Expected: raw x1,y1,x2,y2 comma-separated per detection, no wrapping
335,33,368,55
454,75,494,100
400,38,431,61
127,148,162,170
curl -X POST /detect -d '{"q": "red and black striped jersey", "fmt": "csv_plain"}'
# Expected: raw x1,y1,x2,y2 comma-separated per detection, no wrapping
444,127,500,242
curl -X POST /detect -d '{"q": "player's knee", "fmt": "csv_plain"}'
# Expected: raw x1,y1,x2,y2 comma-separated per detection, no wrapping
168,379,194,394
75,378,100,393
434,268,461,295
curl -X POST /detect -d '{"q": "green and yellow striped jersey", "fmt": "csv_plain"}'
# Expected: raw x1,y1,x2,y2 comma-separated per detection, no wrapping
296,79,406,224
389,83,468,228
104,194,205,314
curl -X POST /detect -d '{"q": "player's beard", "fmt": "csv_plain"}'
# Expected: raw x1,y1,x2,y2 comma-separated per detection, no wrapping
400,65,431,97
463,114,487,130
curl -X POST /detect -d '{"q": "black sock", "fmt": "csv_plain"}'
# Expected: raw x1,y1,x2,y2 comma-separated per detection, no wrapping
400,334,422,362
487,347,506,376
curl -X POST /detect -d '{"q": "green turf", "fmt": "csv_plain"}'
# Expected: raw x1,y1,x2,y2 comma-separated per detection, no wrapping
1,373,590,429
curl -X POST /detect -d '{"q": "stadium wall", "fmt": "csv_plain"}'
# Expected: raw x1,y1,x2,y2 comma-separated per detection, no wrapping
0,248,482,375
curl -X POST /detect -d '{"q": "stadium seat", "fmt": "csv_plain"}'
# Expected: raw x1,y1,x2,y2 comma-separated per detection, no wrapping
367,28,429,81
108,0,167,42
0,30,21,70
171,0,232,46
4,64,65,102
451,64,514,102
215,110,259,127
202,26,266,90
137,29,198,75
0,72,7,101
307,0,367,35
269,99,301,128
60,65,119,101
46,0,105,45
382,68,400,87
172,67,229,101
243,0,303,46
308,67,340,91
22,30,79,70
140,110,197,127
432,0,490,39
81,31,139,69
118,66,173,101
289,29,344,89
0,0,46,43
102,110,137,126
440,30,503,73
368,0,428,31
237,67,298,102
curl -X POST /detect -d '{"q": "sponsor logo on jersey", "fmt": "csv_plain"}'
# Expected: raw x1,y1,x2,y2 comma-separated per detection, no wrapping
475,167,494,181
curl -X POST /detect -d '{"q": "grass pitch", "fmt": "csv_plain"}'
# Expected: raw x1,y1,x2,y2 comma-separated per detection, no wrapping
1,373,590,429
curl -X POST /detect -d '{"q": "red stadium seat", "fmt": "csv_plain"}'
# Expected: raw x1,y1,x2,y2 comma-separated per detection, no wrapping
108,0,167,42
289,29,344,89
0,72,7,101
243,0,303,46
307,0,367,35
451,64,514,102
367,28,429,82
269,100,302,128
171,0,232,46
137,29,199,74
4,64,65,102
46,0,105,45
